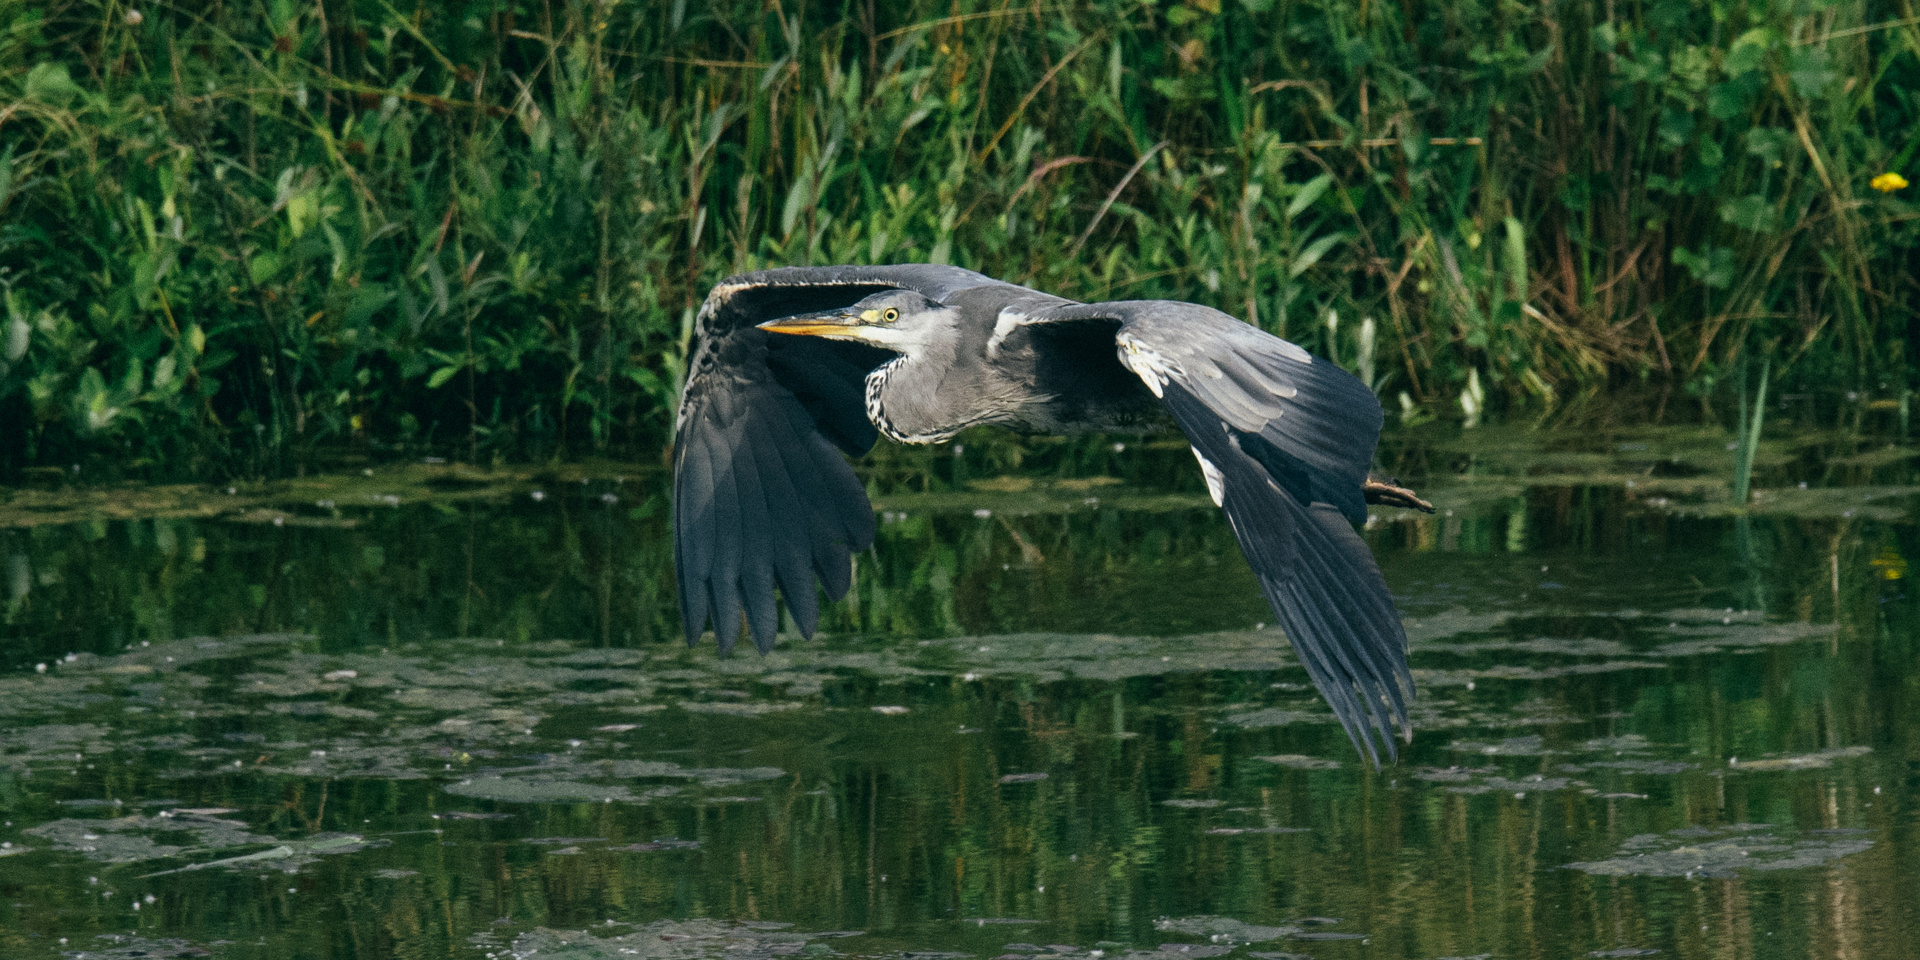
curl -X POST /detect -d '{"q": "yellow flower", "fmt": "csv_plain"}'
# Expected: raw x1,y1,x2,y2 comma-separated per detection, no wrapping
1872,546,1908,581
1871,172,1909,192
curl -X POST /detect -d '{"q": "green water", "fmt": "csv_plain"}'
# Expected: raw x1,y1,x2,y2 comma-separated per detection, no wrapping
2,417,1918,960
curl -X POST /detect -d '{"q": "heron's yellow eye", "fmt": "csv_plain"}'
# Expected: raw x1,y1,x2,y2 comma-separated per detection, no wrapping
883,308,899,322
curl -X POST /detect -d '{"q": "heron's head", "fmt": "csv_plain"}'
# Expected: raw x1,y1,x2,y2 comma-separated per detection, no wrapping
757,290,955,354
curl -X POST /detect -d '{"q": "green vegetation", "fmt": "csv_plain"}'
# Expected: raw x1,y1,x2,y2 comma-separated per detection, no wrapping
2,0,1916,478
1732,356,1771,504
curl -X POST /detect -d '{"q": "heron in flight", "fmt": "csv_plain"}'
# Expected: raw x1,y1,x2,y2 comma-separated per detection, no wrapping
673,265,1430,762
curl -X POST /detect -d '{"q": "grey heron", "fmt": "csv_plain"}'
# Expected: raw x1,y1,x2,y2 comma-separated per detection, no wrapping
672,264,1430,763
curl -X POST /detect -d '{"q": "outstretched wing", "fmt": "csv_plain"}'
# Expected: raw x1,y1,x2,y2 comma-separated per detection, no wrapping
674,265,999,654
1028,300,1412,764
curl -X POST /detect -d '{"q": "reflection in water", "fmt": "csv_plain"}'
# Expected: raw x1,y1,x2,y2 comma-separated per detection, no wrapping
0,425,1916,959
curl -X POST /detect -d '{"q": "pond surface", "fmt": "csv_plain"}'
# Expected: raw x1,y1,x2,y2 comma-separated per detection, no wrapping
2,412,1918,960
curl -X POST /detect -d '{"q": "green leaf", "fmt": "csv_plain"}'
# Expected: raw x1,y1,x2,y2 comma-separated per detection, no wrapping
345,287,396,326
1745,127,1797,166
4,311,27,362
1787,47,1835,99
1720,194,1780,233
25,63,81,106
1502,218,1527,302
78,366,119,431
322,220,349,278
1725,29,1772,75
1708,77,1756,120
287,190,317,239
1286,174,1334,219
249,252,283,285
78,366,107,401
425,257,449,316
780,175,810,239
268,0,298,33
1339,37,1372,71
1672,245,1735,289
1400,125,1429,165
1289,232,1347,279
427,365,462,389
0,144,16,207
1657,106,1695,147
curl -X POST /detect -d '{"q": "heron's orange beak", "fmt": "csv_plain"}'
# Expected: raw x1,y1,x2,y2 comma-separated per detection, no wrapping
759,307,890,341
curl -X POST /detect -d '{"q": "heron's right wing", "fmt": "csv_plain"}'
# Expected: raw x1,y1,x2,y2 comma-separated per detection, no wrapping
673,265,999,654
1024,299,1411,764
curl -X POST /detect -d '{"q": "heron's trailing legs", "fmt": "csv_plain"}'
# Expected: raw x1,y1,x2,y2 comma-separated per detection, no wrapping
1363,475,1434,513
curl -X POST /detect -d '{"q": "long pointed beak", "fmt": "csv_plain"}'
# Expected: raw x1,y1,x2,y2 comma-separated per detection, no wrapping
758,308,868,339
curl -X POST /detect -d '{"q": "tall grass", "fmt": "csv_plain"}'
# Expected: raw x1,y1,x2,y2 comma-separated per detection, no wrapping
1,0,1915,478
1733,356,1771,505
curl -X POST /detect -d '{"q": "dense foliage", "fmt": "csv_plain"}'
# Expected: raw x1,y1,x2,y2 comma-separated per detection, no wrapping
2,0,1915,477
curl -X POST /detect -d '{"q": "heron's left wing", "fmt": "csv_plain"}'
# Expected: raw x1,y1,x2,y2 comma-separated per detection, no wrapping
675,265,999,654
1024,300,1411,764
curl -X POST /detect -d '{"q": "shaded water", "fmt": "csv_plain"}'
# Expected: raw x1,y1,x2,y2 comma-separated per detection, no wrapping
3,415,1919,959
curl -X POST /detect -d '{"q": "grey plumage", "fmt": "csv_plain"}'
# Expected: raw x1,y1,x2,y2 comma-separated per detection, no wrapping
673,264,1424,763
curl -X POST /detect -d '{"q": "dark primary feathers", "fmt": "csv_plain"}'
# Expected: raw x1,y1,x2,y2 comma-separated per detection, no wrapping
1029,300,1410,764
672,265,1417,762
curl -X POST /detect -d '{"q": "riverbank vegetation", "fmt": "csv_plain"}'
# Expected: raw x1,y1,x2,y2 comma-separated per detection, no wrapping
2,0,1916,478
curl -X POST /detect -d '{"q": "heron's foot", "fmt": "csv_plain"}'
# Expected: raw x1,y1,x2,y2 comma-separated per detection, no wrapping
1364,475,1435,513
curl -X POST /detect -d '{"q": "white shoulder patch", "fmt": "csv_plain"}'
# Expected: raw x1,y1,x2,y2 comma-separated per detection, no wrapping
1191,446,1226,508
1116,333,1182,399
985,307,1028,359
